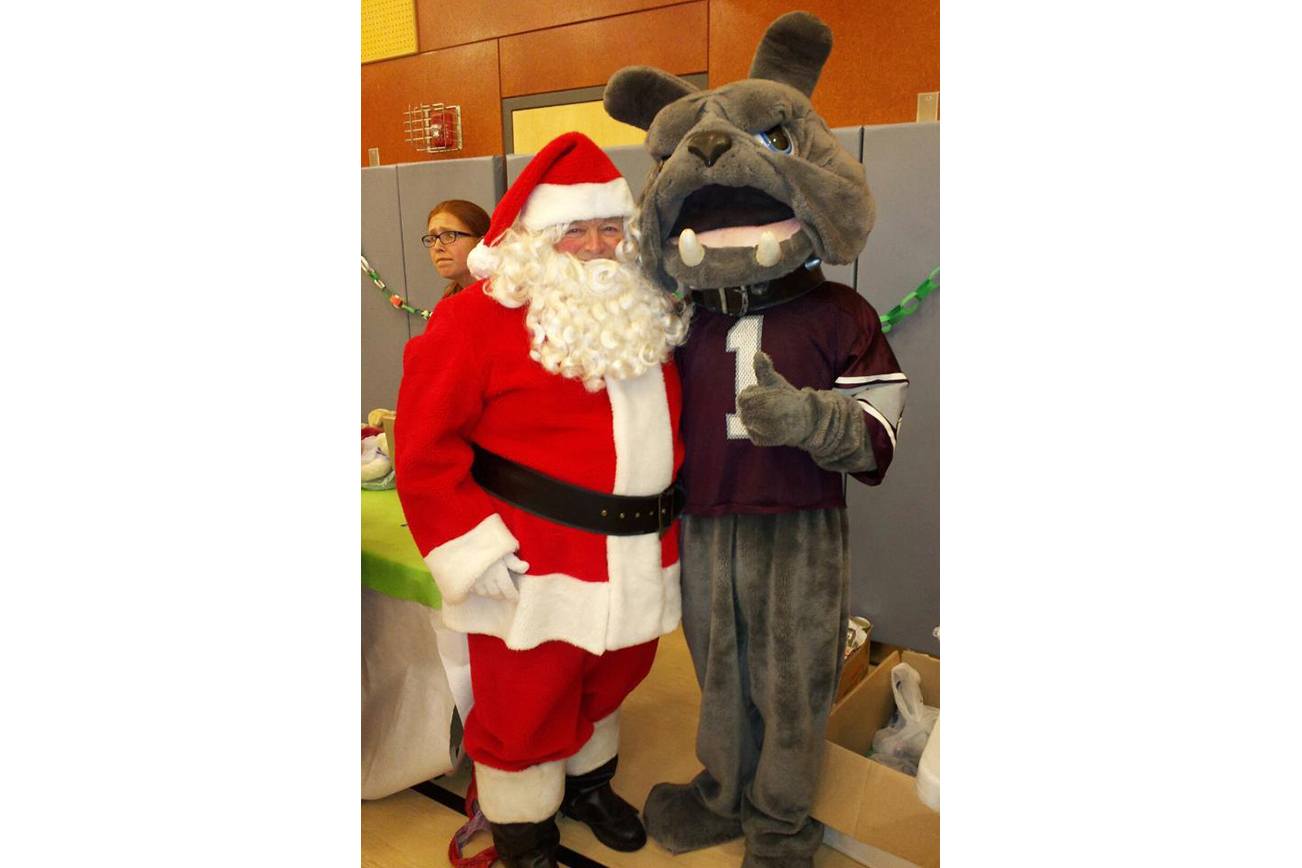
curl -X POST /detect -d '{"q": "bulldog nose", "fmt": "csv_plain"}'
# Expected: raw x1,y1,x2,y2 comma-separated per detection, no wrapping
687,131,732,167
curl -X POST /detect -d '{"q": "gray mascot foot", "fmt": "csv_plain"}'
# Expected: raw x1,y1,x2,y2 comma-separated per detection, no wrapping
642,782,743,854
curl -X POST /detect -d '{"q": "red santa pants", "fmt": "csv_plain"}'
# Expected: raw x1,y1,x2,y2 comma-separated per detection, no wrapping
463,634,657,773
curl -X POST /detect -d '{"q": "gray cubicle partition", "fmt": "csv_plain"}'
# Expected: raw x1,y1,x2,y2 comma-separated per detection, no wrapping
850,122,940,654
362,123,939,653
361,166,410,422
395,157,506,317
360,156,504,419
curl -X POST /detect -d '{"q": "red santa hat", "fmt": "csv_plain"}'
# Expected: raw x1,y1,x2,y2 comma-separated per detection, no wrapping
467,132,635,280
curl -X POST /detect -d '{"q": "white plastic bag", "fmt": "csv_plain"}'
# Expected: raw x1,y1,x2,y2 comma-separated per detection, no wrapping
869,662,938,776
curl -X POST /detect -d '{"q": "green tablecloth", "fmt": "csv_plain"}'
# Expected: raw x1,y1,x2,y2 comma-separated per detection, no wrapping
361,489,441,609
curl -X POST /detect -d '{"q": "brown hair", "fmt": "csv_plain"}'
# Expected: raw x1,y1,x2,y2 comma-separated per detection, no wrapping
427,199,491,298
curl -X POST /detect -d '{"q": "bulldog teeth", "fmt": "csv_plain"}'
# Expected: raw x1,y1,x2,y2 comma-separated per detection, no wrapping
677,228,705,266
755,231,780,267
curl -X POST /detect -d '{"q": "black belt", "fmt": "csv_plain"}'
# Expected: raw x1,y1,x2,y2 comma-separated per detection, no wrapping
690,263,826,316
470,445,685,537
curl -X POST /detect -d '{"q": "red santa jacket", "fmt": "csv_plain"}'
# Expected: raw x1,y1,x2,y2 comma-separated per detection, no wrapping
394,282,683,655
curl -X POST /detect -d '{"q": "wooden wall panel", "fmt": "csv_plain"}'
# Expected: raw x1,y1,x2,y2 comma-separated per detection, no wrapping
361,41,502,166
415,0,679,52
708,0,939,127
500,2,707,97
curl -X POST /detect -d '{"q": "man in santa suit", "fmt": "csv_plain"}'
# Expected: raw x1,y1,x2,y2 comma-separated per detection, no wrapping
394,132,690,868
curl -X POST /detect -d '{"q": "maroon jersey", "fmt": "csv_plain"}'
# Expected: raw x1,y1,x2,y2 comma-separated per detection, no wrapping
676,281,907,516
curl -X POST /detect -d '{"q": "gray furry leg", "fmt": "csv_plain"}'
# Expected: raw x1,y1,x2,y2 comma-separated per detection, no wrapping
642,514,748,853
735,509,850,866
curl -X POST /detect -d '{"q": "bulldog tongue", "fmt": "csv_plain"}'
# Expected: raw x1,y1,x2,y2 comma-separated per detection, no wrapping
694,218,801,248
669,218,801,267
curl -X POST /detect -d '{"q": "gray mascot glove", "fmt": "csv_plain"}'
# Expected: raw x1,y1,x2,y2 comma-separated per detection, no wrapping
736,352,816,447
737,351,877,474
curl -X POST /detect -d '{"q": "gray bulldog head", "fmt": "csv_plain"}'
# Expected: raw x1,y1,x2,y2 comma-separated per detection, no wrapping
604,11,873,291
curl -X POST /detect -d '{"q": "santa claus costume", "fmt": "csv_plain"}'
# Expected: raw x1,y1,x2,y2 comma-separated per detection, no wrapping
394,132,687,865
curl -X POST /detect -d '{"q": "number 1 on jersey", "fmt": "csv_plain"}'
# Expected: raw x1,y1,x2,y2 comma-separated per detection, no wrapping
725,315,764,440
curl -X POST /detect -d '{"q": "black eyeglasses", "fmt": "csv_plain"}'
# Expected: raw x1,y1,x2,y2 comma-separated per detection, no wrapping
421,230,479,247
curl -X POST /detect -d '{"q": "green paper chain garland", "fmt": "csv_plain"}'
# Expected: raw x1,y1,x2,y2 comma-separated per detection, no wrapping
361,254,938,331
880,267,940,334
361,255,432,319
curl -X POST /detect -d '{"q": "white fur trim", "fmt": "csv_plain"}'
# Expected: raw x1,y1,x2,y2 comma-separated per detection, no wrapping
475,760,564,823
565,712,620,775
439,563,680,655
423,514,519,605
606,535,680,644
466,240,498,280
521,179,635,232
604,368,680,642
605,369,673,496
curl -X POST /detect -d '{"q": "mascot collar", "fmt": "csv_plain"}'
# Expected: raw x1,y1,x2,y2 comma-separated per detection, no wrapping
689,262,826,317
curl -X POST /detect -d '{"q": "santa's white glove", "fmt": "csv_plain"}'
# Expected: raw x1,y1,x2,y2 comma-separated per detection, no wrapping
469,554,529,601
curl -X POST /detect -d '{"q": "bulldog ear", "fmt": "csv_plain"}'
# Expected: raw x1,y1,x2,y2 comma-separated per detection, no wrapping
604,66,698,130
748,11,833,97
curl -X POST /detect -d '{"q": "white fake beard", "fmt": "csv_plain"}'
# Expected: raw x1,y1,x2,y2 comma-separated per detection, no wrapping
484,225,690,392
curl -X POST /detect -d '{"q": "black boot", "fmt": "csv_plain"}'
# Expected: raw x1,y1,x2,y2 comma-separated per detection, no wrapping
489,817,560,868
560,756,647,852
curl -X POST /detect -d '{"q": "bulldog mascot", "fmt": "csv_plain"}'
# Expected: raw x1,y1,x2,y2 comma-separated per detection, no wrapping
605,12,909,867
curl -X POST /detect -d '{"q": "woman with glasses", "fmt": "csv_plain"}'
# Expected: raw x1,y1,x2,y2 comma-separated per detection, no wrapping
423,199,490,299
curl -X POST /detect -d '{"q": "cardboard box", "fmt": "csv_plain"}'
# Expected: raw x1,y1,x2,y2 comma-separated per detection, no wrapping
834,621,873,706
813,649,940,867
379,412,398,467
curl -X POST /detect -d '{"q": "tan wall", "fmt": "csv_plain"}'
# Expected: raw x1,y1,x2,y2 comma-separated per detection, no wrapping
361,0,938,165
